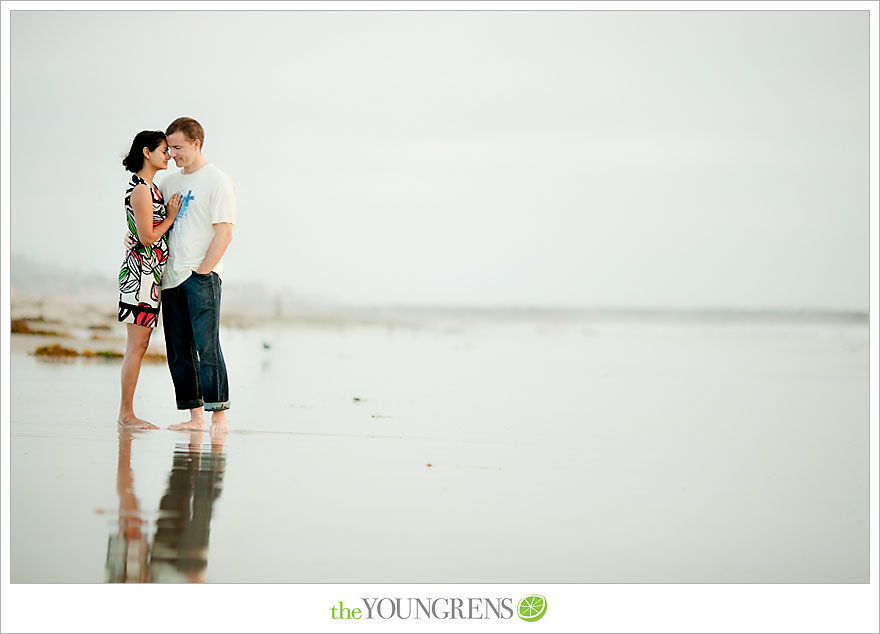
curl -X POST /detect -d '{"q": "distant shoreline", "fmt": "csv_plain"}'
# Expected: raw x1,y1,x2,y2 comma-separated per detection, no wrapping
9,254,868,329
10,287,868,332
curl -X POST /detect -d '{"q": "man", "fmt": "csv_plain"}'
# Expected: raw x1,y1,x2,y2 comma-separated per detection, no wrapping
159,117,236,434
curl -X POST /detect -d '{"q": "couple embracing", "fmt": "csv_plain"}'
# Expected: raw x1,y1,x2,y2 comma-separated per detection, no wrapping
117,117,236,435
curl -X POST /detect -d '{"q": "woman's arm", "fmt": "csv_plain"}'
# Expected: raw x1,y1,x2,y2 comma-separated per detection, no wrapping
131,185,181,246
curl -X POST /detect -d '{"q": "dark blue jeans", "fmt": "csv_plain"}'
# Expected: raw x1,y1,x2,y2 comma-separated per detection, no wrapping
161,272,230,411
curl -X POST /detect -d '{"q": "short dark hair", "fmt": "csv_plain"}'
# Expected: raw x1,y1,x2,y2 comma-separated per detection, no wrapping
165,117,205,148
122,130,166,173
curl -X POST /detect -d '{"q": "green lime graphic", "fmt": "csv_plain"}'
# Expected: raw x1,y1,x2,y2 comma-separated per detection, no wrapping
517,595,547,622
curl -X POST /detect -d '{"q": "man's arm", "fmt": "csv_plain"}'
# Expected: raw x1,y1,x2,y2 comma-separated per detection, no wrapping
197,222,234,274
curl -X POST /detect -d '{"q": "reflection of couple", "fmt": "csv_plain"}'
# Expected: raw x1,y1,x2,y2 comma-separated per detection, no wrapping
106,429,227,583
117,117,236,435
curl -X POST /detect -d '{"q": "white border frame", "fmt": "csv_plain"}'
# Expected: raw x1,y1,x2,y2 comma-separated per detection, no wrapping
2,2,877,633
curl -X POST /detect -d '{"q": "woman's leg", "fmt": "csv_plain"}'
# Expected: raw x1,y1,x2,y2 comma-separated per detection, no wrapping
118,323,159,429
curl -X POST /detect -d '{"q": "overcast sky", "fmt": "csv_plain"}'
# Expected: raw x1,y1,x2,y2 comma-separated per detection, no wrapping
7,9,870,310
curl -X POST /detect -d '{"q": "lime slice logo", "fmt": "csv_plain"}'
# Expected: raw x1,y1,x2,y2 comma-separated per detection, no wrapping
517,594,547,622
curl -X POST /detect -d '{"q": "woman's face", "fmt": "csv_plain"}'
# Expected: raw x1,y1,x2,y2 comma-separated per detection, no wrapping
145,140,170,171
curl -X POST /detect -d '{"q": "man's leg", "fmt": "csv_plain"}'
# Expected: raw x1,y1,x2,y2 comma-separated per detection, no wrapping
184,272,229,431
161,282,206,430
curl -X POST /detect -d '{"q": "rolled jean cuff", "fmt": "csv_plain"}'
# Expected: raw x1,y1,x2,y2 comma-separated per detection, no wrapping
177,398,204,410
204,400,230,412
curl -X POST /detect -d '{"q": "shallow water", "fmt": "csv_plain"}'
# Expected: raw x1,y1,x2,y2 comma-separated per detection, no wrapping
9,317,870,582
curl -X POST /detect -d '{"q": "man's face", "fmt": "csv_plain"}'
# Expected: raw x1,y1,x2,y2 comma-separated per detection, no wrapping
167,131,199,168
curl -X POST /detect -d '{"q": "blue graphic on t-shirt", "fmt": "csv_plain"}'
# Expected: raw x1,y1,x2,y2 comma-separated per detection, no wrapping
178,190,195,219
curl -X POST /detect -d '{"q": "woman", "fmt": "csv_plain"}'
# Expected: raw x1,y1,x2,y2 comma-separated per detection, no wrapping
117,131,182,429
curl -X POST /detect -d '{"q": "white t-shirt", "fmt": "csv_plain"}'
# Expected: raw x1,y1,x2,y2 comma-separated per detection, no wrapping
159,163,237,290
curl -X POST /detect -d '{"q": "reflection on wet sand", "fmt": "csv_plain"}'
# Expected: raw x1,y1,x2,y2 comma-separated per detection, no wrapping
105,429,227,583
105,429,150,582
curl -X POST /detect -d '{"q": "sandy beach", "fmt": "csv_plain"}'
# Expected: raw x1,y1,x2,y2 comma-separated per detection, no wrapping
8,303,869,583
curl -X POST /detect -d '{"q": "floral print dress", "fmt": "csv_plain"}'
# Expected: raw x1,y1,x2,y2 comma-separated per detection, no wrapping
118,174,168,328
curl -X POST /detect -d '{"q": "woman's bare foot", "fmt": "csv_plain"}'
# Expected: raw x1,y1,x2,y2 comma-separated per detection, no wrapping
118,414,159,430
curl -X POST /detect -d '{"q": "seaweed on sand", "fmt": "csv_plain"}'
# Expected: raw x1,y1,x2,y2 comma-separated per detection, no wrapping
33,344,166,362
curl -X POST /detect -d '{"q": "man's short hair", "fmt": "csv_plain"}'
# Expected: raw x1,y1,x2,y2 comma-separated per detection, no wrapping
166,117,205,148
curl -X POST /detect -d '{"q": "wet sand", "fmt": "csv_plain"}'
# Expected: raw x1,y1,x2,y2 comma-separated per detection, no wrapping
9,313,869,582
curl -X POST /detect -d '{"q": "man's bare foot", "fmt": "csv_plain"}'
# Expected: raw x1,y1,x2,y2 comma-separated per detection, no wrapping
118,414,159,430
169,419,206,431
209,420,228,439
208,410,228,444
209,410,228,431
